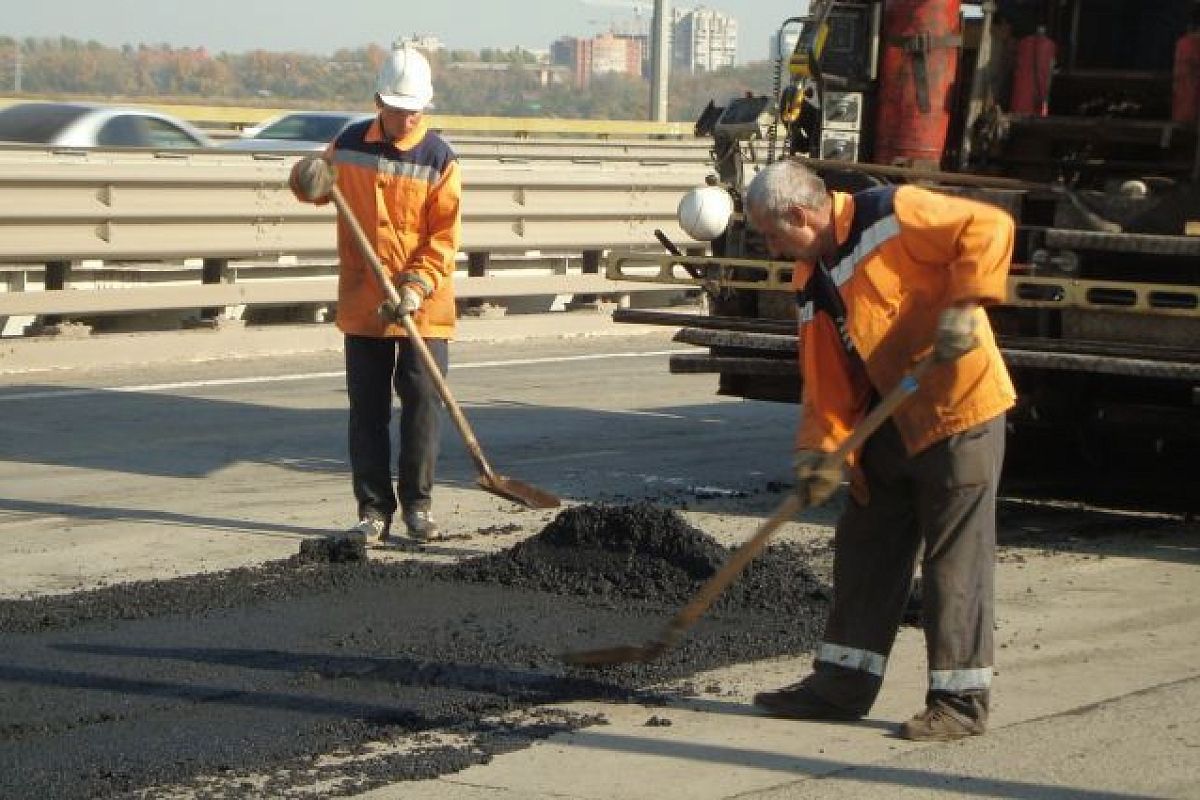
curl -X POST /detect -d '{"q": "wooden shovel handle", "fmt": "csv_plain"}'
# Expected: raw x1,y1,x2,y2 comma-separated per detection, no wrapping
658,355,936,647
327,185,499,483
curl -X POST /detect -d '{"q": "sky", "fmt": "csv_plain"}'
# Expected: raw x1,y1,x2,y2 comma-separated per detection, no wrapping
4,0,805,63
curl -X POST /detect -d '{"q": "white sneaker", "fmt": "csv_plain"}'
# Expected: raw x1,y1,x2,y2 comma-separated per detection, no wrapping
344,515,389,545
403,509,440,541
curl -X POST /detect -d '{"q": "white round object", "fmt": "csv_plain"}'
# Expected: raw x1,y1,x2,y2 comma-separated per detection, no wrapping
677,186,734,241
376,44,434,111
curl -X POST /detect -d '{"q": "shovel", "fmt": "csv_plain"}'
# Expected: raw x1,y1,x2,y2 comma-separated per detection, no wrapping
327,184,560,510
563,354,937,667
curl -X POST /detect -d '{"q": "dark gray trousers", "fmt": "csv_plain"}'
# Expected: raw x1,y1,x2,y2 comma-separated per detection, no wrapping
801,414,1005,721
345,334,448,522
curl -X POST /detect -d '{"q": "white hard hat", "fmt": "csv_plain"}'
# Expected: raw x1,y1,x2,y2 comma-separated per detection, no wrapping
376,44,434,111
677,186,734,241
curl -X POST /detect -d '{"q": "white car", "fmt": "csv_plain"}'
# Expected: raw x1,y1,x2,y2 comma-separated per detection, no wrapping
221,111,372,152
0,102,212,148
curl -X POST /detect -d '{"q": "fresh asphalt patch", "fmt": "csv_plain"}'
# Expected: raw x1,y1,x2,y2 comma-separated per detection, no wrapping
0,503,830,799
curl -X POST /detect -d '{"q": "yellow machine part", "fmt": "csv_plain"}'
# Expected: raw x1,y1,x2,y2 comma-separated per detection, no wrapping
787,23,829,79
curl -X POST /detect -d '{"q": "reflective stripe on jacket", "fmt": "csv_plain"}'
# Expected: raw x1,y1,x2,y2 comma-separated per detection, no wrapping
792,185,1017,456
325,117,461,339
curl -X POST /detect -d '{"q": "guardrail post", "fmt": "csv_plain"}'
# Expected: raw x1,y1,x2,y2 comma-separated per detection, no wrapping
32,260,94,335
582,249,603,275
28,260,91,336
196,258,241,327
468,252,489,278
43,261,69,326
568,249,620,311
0,269,34,337
461,252,505,318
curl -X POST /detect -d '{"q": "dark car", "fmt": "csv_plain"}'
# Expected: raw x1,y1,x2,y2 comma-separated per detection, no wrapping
221,111,372,152
0,102,212,148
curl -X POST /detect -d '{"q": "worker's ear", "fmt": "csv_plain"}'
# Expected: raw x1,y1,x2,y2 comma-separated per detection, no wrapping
783,204,809,230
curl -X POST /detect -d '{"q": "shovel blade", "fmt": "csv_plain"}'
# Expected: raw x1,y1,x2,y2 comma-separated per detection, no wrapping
478,474,561,509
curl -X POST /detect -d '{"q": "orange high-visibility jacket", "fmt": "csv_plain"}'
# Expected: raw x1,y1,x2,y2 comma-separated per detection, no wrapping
317,116,462,339
791,185,1017,457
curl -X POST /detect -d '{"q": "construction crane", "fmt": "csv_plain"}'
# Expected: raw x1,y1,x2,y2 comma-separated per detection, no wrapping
577,0,652,10
579,0,653,35
578,0,671,122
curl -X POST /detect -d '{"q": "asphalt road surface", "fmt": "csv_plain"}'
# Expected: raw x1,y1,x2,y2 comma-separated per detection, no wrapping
0,331,810,798
0,332,800,596
2,324,1198,799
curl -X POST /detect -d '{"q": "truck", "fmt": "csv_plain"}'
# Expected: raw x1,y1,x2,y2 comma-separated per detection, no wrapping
608,0,1200,509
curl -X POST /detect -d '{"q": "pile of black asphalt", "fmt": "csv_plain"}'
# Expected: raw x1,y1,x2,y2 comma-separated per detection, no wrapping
0,502,829,800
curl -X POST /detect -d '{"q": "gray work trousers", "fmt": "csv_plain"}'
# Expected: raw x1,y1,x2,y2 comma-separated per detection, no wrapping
801,413,1005,721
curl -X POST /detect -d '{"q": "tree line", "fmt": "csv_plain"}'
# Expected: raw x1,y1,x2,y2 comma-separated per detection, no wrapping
0,36,776,122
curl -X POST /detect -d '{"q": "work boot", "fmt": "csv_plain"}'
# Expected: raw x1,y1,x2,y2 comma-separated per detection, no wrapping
753,683,864,722
403,509,440,541
344,514,389,546
898,701,986,742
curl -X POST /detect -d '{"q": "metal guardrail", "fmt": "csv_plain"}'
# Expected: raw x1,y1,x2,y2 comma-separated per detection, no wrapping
0,149,709,323
0,268,672,317
0,150,709,262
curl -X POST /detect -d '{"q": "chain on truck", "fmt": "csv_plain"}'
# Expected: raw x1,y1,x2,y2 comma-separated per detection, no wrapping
609,0,1200,483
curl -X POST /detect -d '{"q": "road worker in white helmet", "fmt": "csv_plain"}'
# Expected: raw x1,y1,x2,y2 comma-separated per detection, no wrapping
290,42,461,543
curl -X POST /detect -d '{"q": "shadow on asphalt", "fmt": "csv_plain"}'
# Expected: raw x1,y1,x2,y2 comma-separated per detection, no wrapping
2,384,1195,568
563,729,1149,800
55,642,626,702
0,383,794,497
0,496,333,538
675,695,898,732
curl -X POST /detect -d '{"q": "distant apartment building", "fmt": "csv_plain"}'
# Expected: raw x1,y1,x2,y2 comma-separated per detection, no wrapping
672,6,738,73
593,33,645,76
551,37,589,87
551,33,645,89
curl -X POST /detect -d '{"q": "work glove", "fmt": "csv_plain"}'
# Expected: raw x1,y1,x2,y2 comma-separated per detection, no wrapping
378,285,424,322
794,450,844,507
289,155,335,203
934,304,980,362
